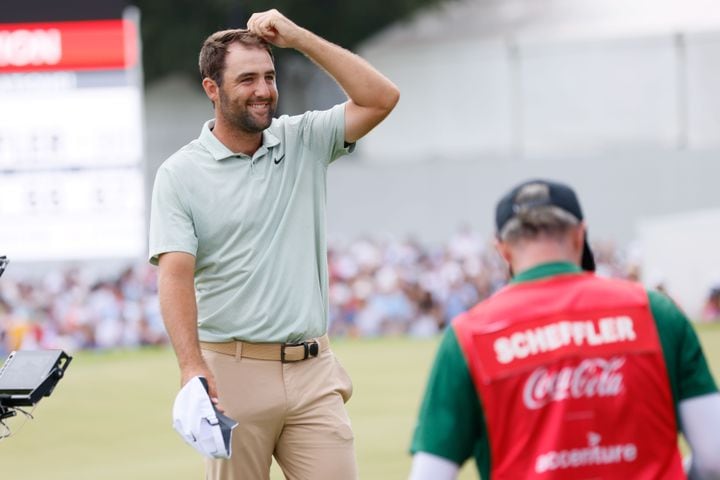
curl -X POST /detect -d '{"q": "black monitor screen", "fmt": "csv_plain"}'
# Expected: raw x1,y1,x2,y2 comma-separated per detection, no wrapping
0,351,63,394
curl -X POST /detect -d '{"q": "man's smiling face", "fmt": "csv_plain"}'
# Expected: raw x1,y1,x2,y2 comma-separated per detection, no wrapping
217,42,278,133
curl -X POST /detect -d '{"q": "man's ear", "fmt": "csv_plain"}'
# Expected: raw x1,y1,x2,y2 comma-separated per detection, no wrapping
494,237,512,266
565,223,587,267
494,237,514,278
574,223,587,255
202,77,219,105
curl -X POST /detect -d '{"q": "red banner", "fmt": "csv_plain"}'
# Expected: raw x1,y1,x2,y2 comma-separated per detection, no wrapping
0,19,137,73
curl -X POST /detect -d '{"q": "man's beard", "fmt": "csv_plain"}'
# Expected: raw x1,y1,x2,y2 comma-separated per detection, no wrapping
218,89,276,134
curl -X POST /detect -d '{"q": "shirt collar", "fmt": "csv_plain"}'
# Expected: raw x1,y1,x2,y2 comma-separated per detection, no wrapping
198,119,281,162
511,261,583,284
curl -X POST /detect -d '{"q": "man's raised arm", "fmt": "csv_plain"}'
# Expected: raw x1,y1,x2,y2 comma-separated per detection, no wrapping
247,9,400,143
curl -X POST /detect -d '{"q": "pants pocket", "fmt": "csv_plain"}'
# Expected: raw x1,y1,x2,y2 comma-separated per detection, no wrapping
332,355,353,403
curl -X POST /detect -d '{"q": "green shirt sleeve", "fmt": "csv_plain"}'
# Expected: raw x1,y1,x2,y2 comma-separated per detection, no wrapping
148,165,198,265
410,328,483,465
649,290,718,403
299,103,354,165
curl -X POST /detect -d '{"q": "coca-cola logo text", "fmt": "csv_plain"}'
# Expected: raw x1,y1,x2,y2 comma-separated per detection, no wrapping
523,357,625,409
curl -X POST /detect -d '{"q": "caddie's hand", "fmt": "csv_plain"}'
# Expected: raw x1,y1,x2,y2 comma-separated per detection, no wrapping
247,9,304,49
181,363,225,413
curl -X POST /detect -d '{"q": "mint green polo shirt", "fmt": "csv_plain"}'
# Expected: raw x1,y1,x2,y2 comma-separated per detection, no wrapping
149,104,353,343
410,262,718,479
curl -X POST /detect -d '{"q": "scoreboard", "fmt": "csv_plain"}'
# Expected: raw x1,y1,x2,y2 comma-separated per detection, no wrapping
0,11,145,261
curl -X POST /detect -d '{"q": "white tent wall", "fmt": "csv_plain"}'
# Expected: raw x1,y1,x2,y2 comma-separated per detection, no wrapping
358,27,720,160
637,210,720,318
326,149,720,246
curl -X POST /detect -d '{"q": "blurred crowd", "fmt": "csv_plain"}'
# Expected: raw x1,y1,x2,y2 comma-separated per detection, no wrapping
0,265,165,357
325,230,647,338
1,229,718,355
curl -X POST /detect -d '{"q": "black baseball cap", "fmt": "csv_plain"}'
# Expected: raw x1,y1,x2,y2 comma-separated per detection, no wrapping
495,179,596,272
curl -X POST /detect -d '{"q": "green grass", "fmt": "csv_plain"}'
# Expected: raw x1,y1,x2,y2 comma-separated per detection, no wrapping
1,325,719,480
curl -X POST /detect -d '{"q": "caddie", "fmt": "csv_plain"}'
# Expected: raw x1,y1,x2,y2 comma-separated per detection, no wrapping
409,179,720,479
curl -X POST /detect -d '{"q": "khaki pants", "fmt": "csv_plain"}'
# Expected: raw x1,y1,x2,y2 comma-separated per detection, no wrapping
201,345,357,480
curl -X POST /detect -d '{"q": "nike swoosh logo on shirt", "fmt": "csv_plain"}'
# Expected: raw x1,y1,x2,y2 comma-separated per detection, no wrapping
274,154,285,165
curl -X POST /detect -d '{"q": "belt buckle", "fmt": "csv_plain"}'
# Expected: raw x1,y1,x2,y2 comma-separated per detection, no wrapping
281,340,320,363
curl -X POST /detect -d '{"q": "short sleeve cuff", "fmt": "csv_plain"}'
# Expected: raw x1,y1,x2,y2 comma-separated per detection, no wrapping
148,246,197,266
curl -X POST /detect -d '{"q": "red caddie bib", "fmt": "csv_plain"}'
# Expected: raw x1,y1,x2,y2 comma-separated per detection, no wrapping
454,273,685,479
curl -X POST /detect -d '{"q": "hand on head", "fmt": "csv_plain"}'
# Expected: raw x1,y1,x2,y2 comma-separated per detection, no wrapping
247,9,303,49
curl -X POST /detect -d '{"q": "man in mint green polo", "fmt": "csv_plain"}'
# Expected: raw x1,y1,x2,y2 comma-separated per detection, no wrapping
409,179,720,479
149,9,399,480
